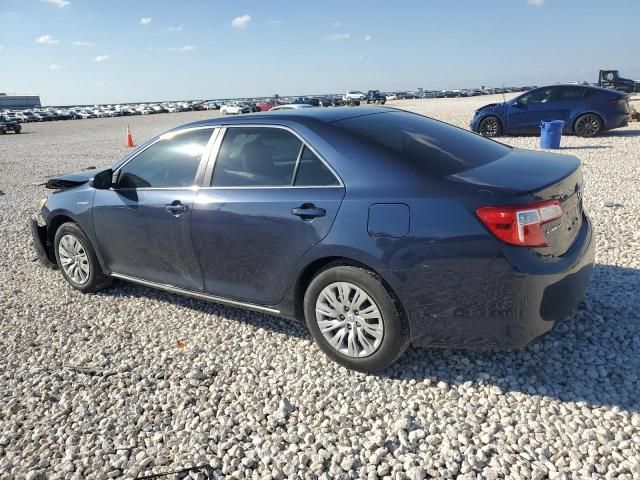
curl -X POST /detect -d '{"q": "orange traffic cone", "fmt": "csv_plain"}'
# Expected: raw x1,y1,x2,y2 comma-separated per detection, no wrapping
125,125,135,147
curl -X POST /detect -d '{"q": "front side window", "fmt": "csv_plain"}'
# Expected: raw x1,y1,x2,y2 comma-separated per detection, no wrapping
519,88,553,105
117,128,213,188
212,127,302,187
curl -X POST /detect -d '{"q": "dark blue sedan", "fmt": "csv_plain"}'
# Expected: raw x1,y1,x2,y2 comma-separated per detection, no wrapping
31,107,595,372
471,84,630,138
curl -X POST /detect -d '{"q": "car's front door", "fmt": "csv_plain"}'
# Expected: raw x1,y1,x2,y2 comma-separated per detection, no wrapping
507,87,558,133
93,127,216,290
191,126,345,305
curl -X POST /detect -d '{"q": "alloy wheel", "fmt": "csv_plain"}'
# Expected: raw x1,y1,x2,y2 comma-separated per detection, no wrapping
315,282,384,358
58,234,90,285
479,117,500,137
575,115,601,137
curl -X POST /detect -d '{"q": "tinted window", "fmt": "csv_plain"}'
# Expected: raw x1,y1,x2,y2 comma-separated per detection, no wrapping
118,128,213,188
551,86,584,102
519,87,553,105
294,147,340,186
332,111,510,176
212,127,302,186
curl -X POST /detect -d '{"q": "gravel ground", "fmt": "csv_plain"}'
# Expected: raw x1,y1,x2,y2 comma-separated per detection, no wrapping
1,96,639,479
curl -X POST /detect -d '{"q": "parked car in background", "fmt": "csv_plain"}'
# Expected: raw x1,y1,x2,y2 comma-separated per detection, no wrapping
471,84,630,138
343,91,366,101
0,115,22,134
220,103,250,115
32,107,594,372
366,90,387,104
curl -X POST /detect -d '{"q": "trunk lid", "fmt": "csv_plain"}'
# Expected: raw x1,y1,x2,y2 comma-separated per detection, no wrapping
450,148,584,255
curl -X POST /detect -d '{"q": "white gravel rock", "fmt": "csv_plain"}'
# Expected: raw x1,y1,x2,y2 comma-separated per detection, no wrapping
1,100,639,478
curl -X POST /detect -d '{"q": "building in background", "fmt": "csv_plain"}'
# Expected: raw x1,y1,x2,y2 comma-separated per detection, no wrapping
0,93,41,110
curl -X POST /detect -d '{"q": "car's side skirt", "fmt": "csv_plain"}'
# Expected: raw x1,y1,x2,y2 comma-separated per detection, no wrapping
110,272,281,315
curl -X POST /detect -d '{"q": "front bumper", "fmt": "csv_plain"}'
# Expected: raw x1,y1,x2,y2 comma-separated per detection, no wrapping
410,215,595,349
30,217,56,268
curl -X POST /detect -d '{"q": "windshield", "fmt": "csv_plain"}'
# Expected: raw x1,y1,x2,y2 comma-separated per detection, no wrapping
332,111,511,176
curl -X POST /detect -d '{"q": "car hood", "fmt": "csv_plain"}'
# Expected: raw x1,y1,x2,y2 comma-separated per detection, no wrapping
476,102,508,113
45,167,108,190
448,148,580,194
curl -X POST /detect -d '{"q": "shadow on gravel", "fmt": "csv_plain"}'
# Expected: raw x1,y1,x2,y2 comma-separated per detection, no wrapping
100,264,639,411
601,129,640,137
559,146,612,150
383,264,640,411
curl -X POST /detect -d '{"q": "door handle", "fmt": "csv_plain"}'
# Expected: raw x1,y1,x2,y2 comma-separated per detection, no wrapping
165,201,187,216
292,203,326,220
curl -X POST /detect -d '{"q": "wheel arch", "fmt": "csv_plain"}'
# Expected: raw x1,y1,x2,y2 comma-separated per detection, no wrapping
292,256,407,327
572,111,606,132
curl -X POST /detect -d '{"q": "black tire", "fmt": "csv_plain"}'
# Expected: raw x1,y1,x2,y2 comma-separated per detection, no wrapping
381,99,386,105
0,129,5,135
478,116,502,137
54,222,112,293
574,113,602,137
304,263,410,373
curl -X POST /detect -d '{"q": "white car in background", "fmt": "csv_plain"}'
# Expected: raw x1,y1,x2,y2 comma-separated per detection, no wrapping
343,90,366,101
220,103,249,115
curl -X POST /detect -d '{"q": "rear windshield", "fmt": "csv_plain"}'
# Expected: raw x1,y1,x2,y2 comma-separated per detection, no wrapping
332,111,511,176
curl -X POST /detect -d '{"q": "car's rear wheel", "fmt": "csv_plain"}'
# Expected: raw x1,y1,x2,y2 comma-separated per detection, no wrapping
574,113,602,137
478,116,502,137
304,264,409,373
54,222,112,293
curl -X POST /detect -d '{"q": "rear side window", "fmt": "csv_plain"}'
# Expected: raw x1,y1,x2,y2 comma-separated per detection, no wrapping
294,147,340,186
551,86,585,101
332,111,510,176
212,127,302,187
117,128,213,188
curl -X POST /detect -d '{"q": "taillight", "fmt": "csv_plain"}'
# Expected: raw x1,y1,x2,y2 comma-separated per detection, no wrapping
476,200,563,247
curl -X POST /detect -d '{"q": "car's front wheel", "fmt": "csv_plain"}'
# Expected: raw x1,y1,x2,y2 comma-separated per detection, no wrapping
304,264,410,373
54,222,112,293
478,116,502,137
574,113,602,137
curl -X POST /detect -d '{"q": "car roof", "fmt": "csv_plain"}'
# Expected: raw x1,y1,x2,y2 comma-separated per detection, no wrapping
178,106,391,129
533,83,627,96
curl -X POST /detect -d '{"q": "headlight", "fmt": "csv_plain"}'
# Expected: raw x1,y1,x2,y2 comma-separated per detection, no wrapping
38,198,47,210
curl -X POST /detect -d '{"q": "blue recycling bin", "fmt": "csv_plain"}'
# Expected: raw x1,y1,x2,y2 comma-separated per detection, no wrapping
539,120,564,149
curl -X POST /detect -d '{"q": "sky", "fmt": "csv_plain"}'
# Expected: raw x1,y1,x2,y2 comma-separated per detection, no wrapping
1,0,639,106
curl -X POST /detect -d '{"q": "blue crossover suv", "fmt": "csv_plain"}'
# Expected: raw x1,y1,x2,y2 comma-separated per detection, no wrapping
32,107,595,372
471,84,630,137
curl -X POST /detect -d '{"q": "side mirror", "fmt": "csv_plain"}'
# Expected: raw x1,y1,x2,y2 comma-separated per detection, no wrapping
91,168,114,189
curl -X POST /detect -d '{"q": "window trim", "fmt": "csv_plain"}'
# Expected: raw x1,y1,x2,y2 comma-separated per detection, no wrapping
112,126,219,191
202,124,344,190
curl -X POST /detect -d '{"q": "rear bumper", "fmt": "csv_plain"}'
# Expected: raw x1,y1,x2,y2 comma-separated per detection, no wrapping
409,215,595,349
30,218,56,268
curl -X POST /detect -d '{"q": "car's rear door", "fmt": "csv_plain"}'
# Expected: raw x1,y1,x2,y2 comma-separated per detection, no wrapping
191,126,345,305
93,127,217,290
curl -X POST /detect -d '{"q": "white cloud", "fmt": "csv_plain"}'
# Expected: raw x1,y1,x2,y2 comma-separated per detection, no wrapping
36,34,59,44
73,41,94,46
49,64,61,70
267,19,283,28
41,0,70,8
357,55,366,61
93,54,110,62
97,81,105,88
170,45,196,52
231,14,251,29
527,0,545,6
333,21,343,27
364,35,372,41
140,17,152,25
0,46,3,52
325,33,351,41
167,24,183,32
